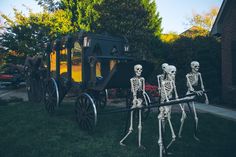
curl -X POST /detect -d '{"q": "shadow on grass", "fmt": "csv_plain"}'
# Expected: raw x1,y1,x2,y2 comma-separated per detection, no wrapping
0,102,236,157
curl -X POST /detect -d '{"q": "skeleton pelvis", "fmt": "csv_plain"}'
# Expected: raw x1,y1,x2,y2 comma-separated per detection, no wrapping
132,98,143,108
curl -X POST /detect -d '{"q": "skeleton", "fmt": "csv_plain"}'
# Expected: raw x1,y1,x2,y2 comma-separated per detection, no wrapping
157,63,169,94
120,64,147,149
178,61,209,139
157,65,186,157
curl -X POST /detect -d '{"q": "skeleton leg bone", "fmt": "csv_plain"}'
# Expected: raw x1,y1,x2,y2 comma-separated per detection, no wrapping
178,103,187,138
192,102,200,141
138,109,145,149
187,102,200,141
158,107,164,157
120,110,134,146
166,107,176,149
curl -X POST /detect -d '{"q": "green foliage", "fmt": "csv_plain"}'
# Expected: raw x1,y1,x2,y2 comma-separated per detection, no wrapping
180,26,209,38
0,0,162,62
0,9,73,62
36,0,60,12
60,0,101,31
95,0,162,59
161,32,179,43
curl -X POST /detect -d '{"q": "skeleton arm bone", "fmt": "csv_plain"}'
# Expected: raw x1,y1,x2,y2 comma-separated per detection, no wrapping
141,78,145,94
198,73,205,91
157,75,162,92
172,80,179,99
199,73,209,104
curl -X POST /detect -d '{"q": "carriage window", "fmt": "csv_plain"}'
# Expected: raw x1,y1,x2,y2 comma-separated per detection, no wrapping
50,49,68,79
96,62,101,77
110,60,117,70
60,49,68,79
50,51,56,76
72,42,82,82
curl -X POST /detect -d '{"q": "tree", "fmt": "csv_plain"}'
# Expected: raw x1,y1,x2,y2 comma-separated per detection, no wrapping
95,0,162,59
0,8,73,63
60,0,102,32
36,0,60,12
161,31,179,43
36,0,102,32
187,6,219,31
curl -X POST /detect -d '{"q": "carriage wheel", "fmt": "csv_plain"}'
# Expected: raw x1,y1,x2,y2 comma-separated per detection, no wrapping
97,90,108,109
44,78,59,114
75,93,97,131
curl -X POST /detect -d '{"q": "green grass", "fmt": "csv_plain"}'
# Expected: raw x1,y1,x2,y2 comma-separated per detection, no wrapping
0,101,236,157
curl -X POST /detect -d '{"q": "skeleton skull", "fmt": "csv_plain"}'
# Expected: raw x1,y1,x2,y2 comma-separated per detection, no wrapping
162,63,169,73
134,64,143,77
191,61,200,73
166,65,176,80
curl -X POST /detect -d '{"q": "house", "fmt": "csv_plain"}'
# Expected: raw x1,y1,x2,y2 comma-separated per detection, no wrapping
181,26,208,38
211,0,236,104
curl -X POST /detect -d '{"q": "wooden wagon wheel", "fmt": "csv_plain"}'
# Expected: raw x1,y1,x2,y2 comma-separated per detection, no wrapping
44,78,59,114
96,89,108,109
75,93,97,130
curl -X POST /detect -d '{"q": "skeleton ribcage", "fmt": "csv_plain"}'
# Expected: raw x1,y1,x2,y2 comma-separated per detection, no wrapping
161,81,173,102
187,73,199,87
131,78,143,93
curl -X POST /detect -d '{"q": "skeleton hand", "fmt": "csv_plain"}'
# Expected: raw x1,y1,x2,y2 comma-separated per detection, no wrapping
132,98,142,108
132,98,138,109
190,87,195,93
196,91,203,96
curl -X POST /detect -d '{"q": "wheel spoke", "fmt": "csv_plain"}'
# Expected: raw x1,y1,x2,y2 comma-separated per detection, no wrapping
44,78,58,114
74,93,96,130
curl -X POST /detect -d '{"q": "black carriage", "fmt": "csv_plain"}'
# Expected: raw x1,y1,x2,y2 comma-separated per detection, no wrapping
43,32,153,130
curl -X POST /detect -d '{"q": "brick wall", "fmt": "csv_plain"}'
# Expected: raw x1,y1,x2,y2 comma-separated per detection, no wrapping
221,1,236,104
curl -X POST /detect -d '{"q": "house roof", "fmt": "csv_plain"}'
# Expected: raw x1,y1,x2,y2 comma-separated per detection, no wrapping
210,0,230,36
180,26,206,35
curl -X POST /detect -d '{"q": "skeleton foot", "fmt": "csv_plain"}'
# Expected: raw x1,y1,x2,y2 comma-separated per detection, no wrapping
193,135,200,142
119,141,126,146
167,138,176,149
138,145,146,150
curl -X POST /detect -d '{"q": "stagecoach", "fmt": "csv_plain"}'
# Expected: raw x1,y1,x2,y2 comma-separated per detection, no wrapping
42,31,153,130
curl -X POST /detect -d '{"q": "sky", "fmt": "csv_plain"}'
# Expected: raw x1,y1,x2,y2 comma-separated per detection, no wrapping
0,0,224,34
156,0,223,33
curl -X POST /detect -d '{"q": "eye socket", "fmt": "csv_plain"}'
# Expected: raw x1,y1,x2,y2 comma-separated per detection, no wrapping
195,66,199,68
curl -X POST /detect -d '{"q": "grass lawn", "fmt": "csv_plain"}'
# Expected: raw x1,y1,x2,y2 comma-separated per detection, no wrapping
0,101,236,157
